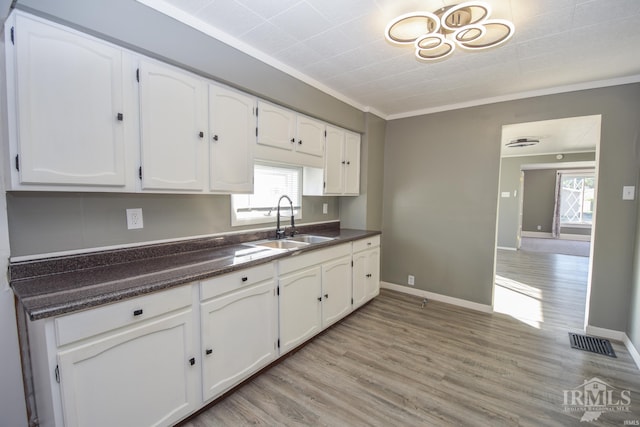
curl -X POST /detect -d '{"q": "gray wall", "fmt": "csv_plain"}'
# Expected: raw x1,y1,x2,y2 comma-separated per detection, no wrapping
629,167,640,354
383,84,640,332
14,0,365,133
522,169,557,233
340,112,385,231
497,153,595,248
7,193,339,257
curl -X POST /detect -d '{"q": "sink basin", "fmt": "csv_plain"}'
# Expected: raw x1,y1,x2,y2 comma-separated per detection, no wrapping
288,234,335,244
254,240,309,250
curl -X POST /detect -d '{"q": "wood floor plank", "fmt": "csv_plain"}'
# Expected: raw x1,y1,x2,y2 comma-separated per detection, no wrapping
179,250,640,426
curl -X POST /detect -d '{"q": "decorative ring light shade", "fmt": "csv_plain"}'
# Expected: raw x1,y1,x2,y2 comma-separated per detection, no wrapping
384,1,514,62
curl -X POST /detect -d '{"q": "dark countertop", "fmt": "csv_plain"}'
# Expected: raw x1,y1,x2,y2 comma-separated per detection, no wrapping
10,224,380,321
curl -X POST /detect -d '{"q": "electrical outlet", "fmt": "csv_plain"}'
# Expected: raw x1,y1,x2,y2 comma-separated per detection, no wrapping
537,225,542,231
126,208,143,230
322,203,328,214
408,275,415,286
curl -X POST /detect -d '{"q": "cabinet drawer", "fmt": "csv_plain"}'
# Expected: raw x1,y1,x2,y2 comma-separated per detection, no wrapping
278,243,351,275
55,285,193,346
352,235,380,253
200,263,273,301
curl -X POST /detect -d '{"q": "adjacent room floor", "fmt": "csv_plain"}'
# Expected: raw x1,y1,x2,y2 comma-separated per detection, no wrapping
181,250,639,426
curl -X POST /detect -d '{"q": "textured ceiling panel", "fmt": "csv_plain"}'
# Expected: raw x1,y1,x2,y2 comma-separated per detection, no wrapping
141,0,640,117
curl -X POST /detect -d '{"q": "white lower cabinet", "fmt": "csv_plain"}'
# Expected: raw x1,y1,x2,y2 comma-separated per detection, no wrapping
27,236,379,426
28,285,199,427
57,309,199,427
200,266,277,401
352,236,381,308
279,265,323,354
321,257,352,327
278,243,352,354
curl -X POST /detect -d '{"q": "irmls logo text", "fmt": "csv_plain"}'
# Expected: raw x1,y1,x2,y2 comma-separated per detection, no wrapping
563,377,632,423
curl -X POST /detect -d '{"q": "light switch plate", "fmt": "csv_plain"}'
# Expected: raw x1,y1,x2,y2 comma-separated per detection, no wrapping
623,186,635,200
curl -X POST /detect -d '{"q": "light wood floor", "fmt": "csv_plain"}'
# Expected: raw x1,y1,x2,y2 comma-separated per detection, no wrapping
181,250,640,426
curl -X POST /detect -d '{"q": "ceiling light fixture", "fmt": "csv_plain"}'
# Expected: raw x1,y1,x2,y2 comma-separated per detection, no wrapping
384,1,514,62
506,138,540,148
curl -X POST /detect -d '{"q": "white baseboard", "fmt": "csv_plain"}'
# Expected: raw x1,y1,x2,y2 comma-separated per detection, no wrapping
585,325,626,341
584,325,640,370
381,281,493,314
497,246,517,251
521,231,553,238
521,231,591,242
623,335,640,371
559,234,591,242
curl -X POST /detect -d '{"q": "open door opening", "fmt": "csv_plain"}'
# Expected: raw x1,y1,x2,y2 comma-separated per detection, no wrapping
494,115,601,332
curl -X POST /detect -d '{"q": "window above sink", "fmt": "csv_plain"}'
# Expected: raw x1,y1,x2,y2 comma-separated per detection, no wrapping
231,162,302,227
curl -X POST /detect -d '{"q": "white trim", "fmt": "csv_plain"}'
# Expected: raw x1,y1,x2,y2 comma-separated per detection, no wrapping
521,231,553,238
623,334,640,371
521,231,591,242
497,246,517,251
381,281,493,313
559,234,591,242
585,325,626,341
135,1,640,121
9,220,340,262
134,0,390,118
386,75,640,120
520,161,596,170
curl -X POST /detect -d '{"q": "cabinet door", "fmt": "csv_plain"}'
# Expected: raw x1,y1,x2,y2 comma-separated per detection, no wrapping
352,250,368,309
139,60,207,191
257,102,295,151
209,84,255,193
344,132,361,195
296,116,324,158
14,15,126,187
279,266,322,353
322,257,352,327
353,247,380,308
57,309,199,427
201,280,277,401
365,247,381,301
323,126,345,195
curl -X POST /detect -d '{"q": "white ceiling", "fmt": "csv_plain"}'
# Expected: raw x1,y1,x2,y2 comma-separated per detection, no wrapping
138,0,640,119
501,115,600,157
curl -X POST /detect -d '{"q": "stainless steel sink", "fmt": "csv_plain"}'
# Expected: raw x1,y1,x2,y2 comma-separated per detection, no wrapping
287,234,334,244
253,239,309,250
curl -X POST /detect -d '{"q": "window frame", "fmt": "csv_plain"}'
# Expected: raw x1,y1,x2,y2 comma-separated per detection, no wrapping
230,161,302,227
559,170,595,227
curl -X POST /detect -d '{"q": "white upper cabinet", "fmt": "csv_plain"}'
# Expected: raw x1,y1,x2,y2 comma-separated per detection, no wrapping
295,115,325,158
139,60,207,192
9,14,129,189
323,126,360,195
343,131,361,195
256,101,325,168
4,12,357,195
256,101,295,151
208,84,255,193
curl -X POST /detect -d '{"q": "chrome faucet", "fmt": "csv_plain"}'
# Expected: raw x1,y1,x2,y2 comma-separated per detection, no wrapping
275,195,296,239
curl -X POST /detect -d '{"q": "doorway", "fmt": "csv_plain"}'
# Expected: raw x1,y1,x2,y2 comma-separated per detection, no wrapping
494,115,601,331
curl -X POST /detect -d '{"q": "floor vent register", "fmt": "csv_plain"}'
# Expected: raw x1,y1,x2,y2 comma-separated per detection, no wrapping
568,333,616,358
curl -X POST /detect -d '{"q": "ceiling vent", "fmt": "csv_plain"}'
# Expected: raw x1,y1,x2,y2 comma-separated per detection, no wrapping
506,138,540,148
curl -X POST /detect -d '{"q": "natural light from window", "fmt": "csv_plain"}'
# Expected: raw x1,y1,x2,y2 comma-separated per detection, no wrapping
560,173,594,226
231,163,302,226
494,275,543,329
